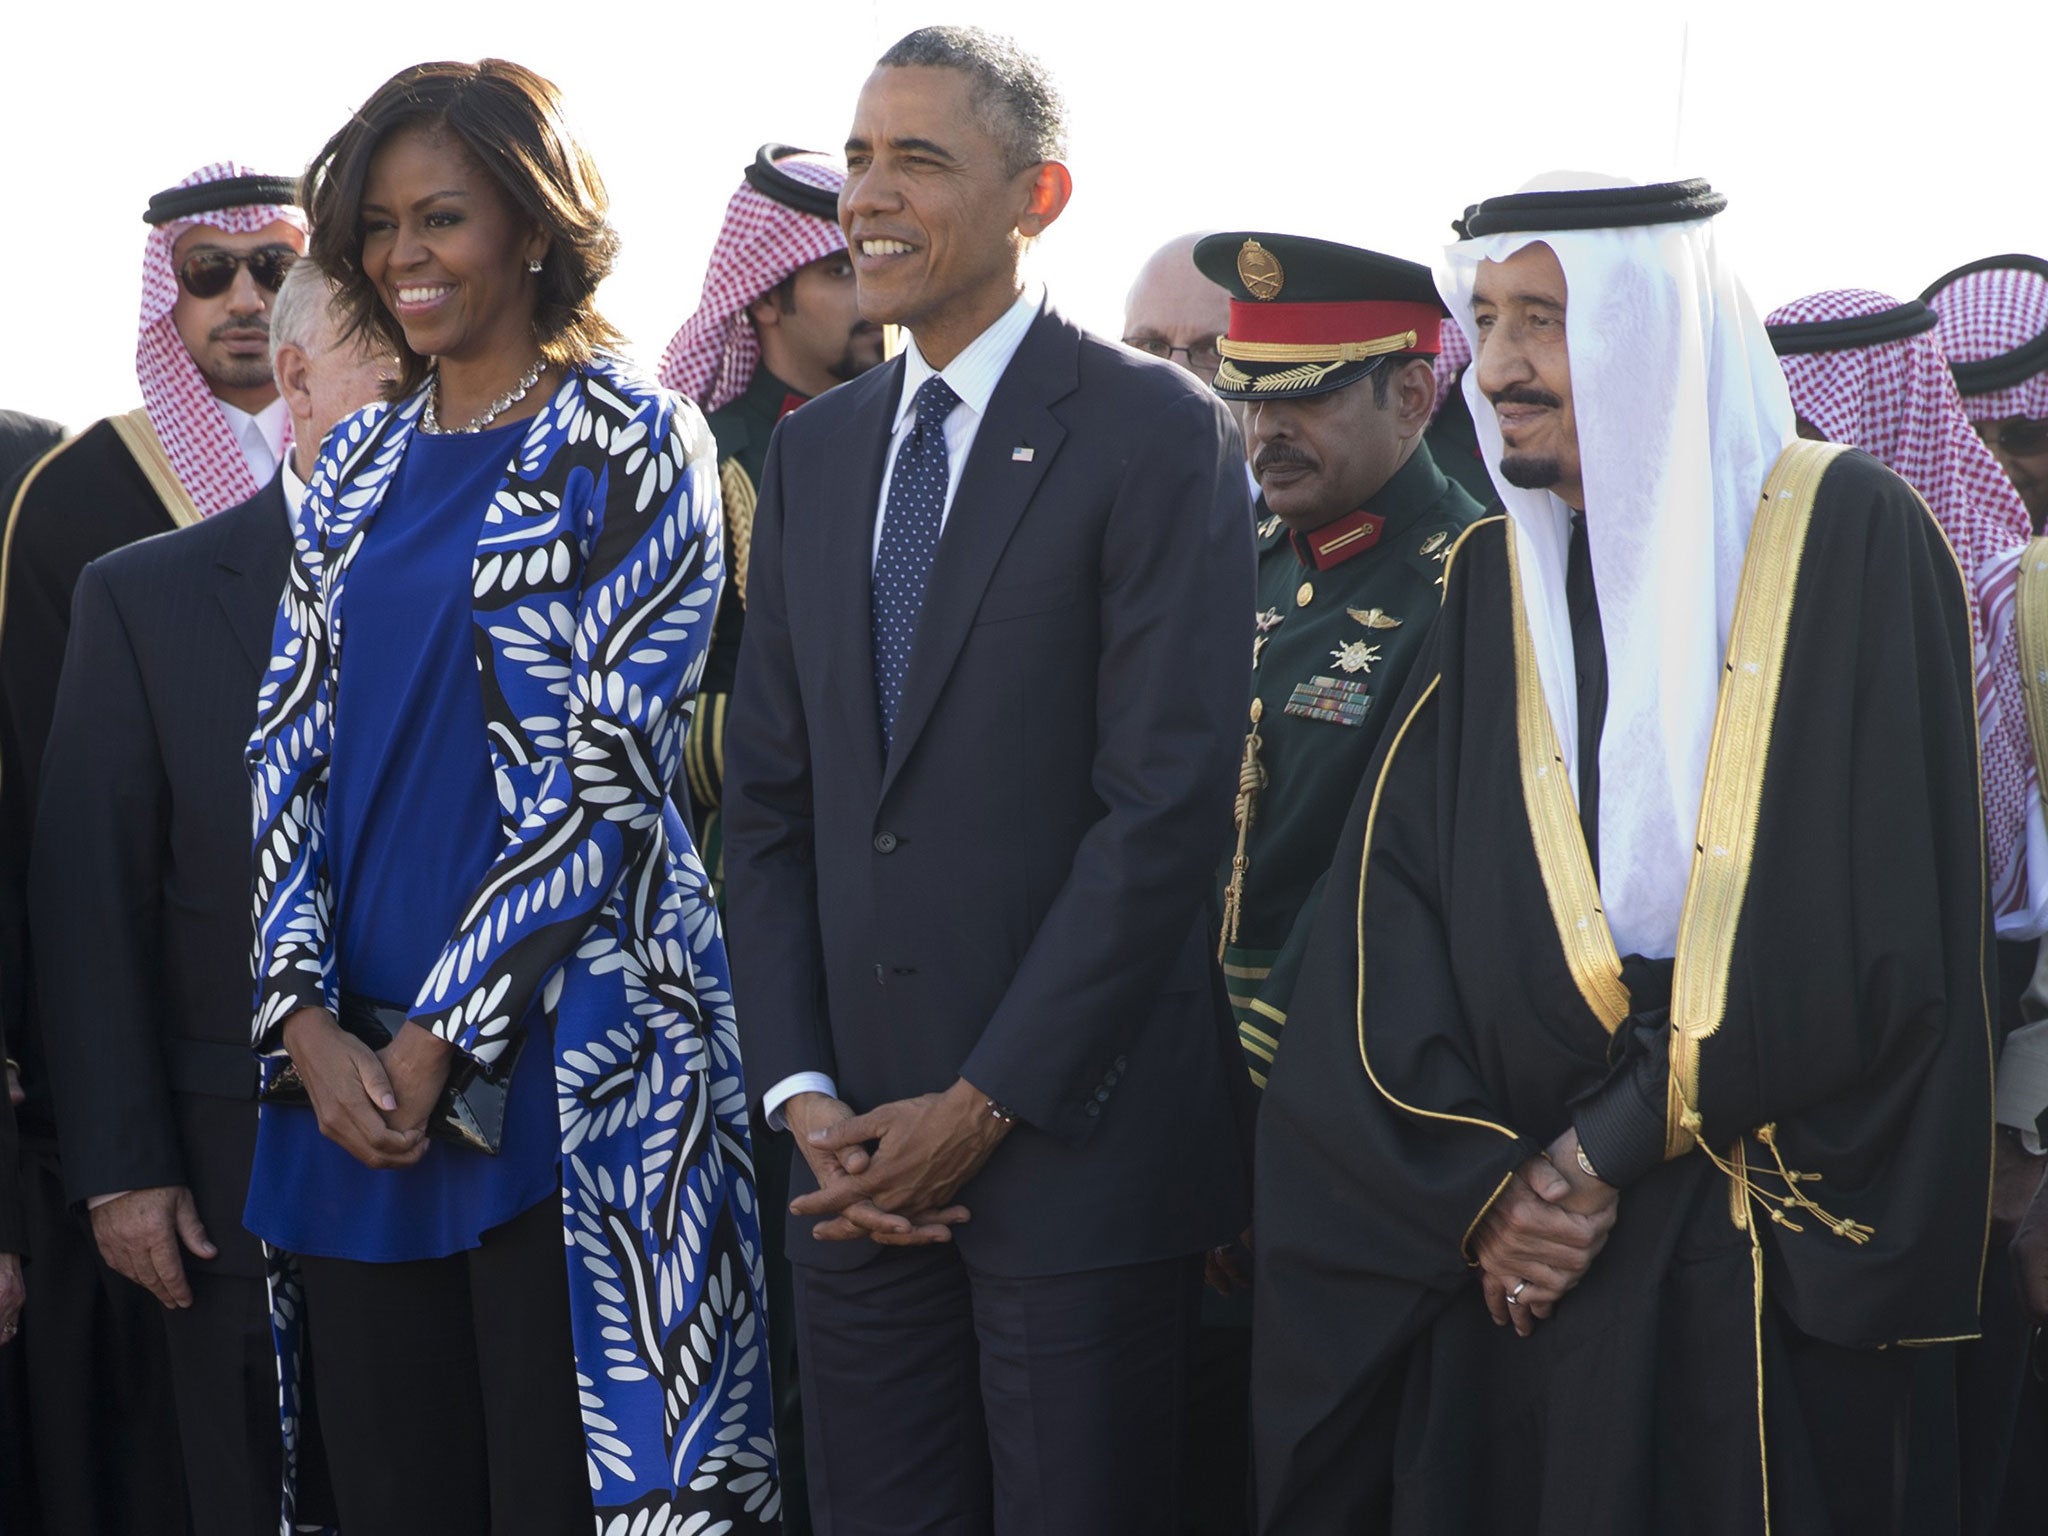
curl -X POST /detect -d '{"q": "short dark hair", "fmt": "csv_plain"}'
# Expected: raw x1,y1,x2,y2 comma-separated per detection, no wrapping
876,27,1068,175
302,58,624,397
1370,354,1434,408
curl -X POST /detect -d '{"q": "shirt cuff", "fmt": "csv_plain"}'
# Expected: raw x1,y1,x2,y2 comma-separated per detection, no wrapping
86,1191,133,1211
1997,1020,2048,1153
763,1072,839,1133
1571,1050,1668,1189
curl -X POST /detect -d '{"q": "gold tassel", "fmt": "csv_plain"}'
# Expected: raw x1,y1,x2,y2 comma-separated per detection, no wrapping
1220,700,1267,959
1695,1118,1874,1245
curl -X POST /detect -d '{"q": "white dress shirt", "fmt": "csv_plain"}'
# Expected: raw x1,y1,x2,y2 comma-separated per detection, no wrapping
281,454,307,521
765,283,1045,1133
218,397,289,486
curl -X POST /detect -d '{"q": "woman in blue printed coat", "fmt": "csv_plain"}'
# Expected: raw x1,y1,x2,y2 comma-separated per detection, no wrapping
244,59,777,1536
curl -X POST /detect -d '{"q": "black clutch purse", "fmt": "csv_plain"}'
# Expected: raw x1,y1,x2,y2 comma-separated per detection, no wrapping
259,993,523,1155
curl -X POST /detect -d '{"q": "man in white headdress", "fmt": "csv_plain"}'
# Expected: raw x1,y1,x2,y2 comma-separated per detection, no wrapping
1251,175,1992,1536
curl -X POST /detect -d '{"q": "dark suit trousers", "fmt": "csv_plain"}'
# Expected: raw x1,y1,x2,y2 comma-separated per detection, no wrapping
295,1194,589,1536
792,1244,1201,1536
159,1269,281,1536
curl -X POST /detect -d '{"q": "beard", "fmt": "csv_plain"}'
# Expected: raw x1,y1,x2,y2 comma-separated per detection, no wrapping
825,326,886,384
1497,452,1564,490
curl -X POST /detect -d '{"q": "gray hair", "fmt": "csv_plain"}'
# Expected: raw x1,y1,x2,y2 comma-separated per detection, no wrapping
876,26,1067,174
267,255,335,368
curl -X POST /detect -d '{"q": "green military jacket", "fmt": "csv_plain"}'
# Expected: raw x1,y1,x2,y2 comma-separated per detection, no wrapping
685,366,807,894
1222,442,1483,1087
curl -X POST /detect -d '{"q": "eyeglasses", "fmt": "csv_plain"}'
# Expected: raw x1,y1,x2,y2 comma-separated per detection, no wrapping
176,246,297,299
1977,418,2048,457
1123,335,1223,376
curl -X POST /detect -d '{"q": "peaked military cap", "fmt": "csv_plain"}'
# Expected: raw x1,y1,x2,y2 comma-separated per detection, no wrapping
1194,232,1447,401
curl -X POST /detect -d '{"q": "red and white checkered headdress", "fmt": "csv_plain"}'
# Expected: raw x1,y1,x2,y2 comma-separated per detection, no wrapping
138,162,307,517
1430,320,1471,419
1925,257,2048,424
1769,287,2036,921
658,148,847,412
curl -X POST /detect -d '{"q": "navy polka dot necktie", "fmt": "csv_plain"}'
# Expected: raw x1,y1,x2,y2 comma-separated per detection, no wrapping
872,374,960,752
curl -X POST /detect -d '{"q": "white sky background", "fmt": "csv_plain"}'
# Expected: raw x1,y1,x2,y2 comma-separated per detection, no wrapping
4,0,2042,430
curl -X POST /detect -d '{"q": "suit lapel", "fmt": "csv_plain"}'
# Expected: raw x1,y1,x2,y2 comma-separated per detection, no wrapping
817,360,903,783
879,310,1077,799
217,477,292,672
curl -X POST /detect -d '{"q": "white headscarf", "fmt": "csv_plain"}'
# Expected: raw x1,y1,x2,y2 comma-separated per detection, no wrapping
1435,173,1796,960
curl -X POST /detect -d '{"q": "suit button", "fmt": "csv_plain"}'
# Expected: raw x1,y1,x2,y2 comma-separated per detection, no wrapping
1114,1055,1128,1071
1103,1071,1120,1087
1095,1087,1112,1103
873,831,898,854
1084,1101,1101,1118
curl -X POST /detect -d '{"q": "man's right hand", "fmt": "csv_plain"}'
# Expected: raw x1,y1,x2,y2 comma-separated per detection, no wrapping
781,1091,964,1246
90,1185,217,1309
282,1006,427,1170
1472,1150,1617,1337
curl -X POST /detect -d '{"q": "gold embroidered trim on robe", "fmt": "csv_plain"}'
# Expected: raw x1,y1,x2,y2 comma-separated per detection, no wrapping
718,456,757,604
1505,524,1629,1033
108,409,203,530
1664,440,1846,1159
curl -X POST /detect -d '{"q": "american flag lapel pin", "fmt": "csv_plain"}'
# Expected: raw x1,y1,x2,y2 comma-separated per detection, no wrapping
1011,446,1035,462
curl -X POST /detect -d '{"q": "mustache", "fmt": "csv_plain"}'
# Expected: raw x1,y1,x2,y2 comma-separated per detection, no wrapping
1254,444,1318,476
209,317,270,340
1487,385,1563,410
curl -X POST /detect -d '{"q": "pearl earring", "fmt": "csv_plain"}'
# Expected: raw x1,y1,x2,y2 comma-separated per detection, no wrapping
527,259,543,274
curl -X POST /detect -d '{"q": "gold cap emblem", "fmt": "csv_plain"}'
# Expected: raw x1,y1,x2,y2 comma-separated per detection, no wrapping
1238,239,1285,301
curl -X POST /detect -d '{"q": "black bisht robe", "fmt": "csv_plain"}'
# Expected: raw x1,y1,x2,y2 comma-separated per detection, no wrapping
1253,446,1993,1535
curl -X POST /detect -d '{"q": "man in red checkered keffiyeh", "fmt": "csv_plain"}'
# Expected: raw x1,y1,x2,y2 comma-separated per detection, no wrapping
660,145,873,412
664,143,884,897
1926,256,2048,534
1767,288,2038,933
136,162,309,517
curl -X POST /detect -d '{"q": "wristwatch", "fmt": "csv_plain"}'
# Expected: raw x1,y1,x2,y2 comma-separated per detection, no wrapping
1575,1141,1604,1183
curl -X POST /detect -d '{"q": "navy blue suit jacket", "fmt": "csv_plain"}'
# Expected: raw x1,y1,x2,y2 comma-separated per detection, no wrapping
724,303,1256,1276
29,477,289,1278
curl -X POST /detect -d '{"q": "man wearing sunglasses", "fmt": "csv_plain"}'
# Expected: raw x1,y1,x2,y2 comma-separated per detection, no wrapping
0,160,303,1536
1927,255,2048,534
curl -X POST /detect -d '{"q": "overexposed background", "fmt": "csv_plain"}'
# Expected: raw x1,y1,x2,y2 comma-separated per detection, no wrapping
4,0,2041,429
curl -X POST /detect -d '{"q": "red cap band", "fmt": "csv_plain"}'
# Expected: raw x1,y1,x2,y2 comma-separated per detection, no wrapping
1228,299,1443,354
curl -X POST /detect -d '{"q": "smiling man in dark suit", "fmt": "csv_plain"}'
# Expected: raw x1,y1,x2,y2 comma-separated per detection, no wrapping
722,25,1255,1536
28,258,388,1536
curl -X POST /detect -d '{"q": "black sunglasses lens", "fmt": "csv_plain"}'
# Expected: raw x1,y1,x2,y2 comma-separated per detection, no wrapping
178,252,237,298
177,248,295,298
250,249,296,292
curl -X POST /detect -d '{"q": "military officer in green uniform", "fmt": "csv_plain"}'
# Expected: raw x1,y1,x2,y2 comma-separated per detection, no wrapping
1177,230,1485,1536
1196,231,1486,1090
659,145,886,892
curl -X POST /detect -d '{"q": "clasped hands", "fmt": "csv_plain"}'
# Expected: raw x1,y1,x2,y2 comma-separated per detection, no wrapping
280,1005,454,1170
1472,1126,1619,1339
782,1080,1011,1246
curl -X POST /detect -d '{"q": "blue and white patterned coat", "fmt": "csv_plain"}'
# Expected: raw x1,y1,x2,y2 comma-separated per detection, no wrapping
247,356,779,1533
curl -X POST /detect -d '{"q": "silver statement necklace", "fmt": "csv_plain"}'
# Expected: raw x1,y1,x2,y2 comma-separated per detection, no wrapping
422,357,548,434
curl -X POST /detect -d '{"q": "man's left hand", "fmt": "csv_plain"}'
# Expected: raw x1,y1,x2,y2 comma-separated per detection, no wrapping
790,1078,1010,1245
